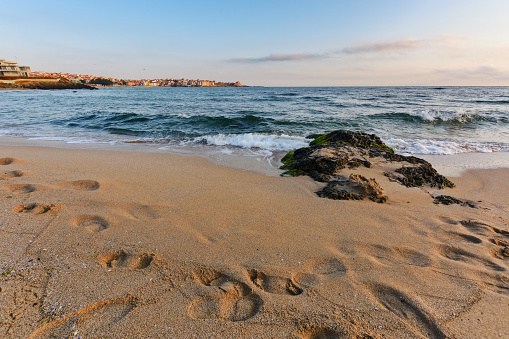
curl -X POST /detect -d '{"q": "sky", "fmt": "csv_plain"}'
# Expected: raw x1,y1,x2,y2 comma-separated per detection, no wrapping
2,0,509,86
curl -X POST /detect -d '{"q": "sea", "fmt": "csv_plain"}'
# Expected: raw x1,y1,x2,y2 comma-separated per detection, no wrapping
1,86,509,174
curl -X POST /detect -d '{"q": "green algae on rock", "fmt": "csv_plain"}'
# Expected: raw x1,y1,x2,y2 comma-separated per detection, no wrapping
280,130,455,202
308,130,395,153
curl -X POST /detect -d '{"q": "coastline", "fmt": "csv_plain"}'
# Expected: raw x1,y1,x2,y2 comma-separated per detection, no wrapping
0,77,95,90
2,135,509,177
1,142,508,337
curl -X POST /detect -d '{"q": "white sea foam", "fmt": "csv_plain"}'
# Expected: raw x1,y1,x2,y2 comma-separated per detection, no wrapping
196,133,310,151
408,109,477,122
386,138,509,155
28,136,114,144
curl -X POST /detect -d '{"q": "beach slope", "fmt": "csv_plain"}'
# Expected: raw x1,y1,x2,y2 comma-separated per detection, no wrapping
1,145,508,338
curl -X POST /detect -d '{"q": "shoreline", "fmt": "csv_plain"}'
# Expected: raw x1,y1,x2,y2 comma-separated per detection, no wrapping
0,136,286,177
2,134,509,177
1,142,508,337
0,77,96,90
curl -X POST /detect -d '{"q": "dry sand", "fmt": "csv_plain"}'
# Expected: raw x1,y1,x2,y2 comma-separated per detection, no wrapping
0,145,508,338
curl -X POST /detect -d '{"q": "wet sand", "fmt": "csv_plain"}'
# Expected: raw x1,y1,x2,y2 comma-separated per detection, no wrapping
1,144,508,338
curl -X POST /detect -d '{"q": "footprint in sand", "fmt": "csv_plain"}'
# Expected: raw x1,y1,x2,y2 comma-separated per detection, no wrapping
129,253,155,269
492,226,509,237
13,202,59,215
127,204,160,220
71,215,109,232
28,295,138,339
368,283,447,339
2,183,38,193
98,250,129,268
367,245,432,268
293,325,343,339
437,245,506,272
485,272,509,296
488,238,509,260
439,231,483,244
1,169,23,180
0,157,16,165
58,179,100,191
437,216,459,225
188,267,262,321
292,258,347,287
458,220,509,262
247,269,302,295
459,219,493,235
458,219,509,237
98,250,154,270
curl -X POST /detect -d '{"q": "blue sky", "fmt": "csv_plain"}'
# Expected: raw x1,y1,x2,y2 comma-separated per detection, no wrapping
2,0,509,85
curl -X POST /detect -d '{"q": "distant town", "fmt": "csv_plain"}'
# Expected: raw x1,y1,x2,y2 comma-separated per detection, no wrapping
1,59,244,87
31,72,244,87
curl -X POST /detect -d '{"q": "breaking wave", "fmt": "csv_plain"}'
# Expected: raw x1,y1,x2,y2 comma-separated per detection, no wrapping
195,133,310,151
386,138,509,155
406,109,481,123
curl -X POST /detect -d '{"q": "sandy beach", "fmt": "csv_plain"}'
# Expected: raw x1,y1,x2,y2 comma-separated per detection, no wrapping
1,144,508,338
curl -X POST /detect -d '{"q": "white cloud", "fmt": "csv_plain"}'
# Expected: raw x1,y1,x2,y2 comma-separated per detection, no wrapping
229,53,324,63
341,39,423,54
229,38,426,65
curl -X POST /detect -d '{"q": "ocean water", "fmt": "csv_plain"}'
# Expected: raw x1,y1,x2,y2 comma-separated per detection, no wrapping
1,87,508,160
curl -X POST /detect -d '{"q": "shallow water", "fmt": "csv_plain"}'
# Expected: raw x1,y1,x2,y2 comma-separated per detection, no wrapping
1,86,508,166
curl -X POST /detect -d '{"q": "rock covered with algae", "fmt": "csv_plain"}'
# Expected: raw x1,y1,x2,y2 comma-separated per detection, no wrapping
280,130,455,202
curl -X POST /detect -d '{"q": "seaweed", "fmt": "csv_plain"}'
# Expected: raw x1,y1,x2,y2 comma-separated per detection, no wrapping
309,130,395,153
279,150,307,176
308,133,331,146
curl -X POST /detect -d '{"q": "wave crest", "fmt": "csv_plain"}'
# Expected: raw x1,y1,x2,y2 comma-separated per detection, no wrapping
386,138,509,155
407,109,480,123
195,133,310,151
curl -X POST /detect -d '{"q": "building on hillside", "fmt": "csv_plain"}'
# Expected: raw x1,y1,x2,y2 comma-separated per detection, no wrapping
199,80,214,87
0,59,31,77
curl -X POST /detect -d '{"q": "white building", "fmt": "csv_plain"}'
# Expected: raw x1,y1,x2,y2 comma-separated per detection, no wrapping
0,59,31,77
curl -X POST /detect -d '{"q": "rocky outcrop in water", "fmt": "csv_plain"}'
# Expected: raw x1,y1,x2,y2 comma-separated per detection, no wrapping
280,130,455,202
